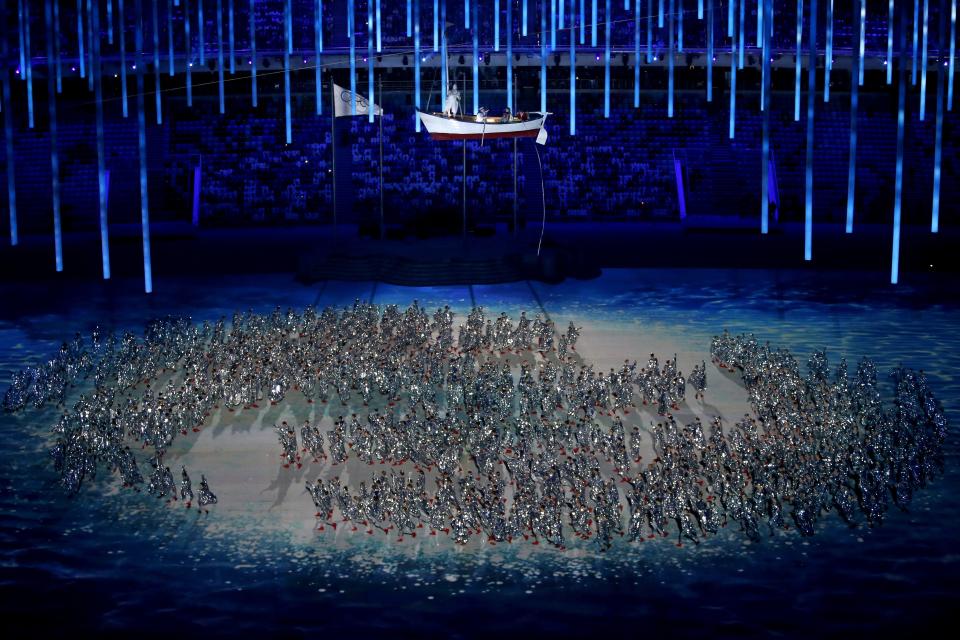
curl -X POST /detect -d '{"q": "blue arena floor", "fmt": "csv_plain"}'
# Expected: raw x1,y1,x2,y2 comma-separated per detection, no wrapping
1,268,958,636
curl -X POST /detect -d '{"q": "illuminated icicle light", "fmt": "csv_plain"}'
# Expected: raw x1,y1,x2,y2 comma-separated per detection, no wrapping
727,0,732,36
761,0,771,233
634,0,640,108
93,0,111,279
152,0,161,124
659,0,664,29
23,0,33,128
228,0,234,73
133,0,152,292
859,0,865,86
508,0,514,109
795,0,803,122
495,0,500,52
920,0,929,119
561,0,566,29
349,0,356,114
738,0,744,68
376,0,382,52
250,0,257,107
217,0,224,114
699,0,703,20
892,0,907,284
108,0,114,43
45,0,63,271
647,0,653,61
804,0,818,262
551,0,556,51
369,0,375,124
729,0,736,138
932,0,946,232
950,0,957,110
441,0,447,111
887,0,894,84
284,0,292,141
465,0,469,28
167,0,174,76
707,0,713,101
542,0,548,112
408,0,412,36
18,0,25,77
199,0,206,63
581,0,586,44
825,0,833,102
316,0,323,115
78,0,86,78
415,0,421,131
120,0,129,118
756,0,761,46
54,0,62,93
604,0,611,118
186,0,193,106
572,6,577,133
434,0,438,52
592,0,598,47
87,0,94,92
524,0,529,36
847,0,860,234
2,67,16,246
667,0,674,117
679,0,684,53
472,0,478,114
912,0,919,85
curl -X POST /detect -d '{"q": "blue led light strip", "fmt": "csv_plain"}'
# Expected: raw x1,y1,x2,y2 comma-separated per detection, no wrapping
847,0,860,234
45,0,63,271
804,0,818,262
135,0,153,292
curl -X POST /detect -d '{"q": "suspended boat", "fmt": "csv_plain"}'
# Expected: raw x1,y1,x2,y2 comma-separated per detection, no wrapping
417,111,550,142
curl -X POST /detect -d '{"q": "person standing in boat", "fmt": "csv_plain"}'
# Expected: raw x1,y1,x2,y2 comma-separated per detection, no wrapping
443,83,461,117
501,107,512,123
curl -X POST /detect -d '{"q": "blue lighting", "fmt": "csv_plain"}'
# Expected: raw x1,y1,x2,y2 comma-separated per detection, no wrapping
508,0,513,109
679,0,684,53
825,0,833,103
605,0,611,118
859,0,865,86
250,0,257,107
592,0,597,47
23,0,33,129
699,0,703,20
847,0,860,235
285,0,292,140
647,0,652,61
805,0,818,262
494,0,499,51
755,0,760,46
581,0,585,44
729,2,736,139
888,0,894,84
119,0,128,118
53,0,62,93
737,0,743,68
659,0,664,29
377,0,382,52
951,0,957,110
369,0,375,124
408,0,412,36
932,36,944,233
134,0,152,293
913,0,919,85
571,5,577,134
726,0,732,36
542,1,548,112
415,0,421,131
316,0,323,115
168,0,175,76
561,0,566,29
525,0,529,37
472,0,478,113
2,60,16,247
465,0,469,28
93,0,110,279
434,0,439,51
228,0,235,73
218,0,225,115
795,0,802,122
761,0,770,234
87,0,93,92
893,0,907,284
44,0,63,271
108,0,114,43
668,0,674,118
77,0,85,78
552,0,557,51
707,0,713,101
634,1,640,108
153,0,162,124
186,0,193,106
349,0,357,115
199,0,206,63
920,0,929,120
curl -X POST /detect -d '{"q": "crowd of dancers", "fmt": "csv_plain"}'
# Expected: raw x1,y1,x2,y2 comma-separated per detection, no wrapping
3,301,948,550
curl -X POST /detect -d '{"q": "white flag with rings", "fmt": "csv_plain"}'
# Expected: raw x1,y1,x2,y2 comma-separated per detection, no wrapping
333,84,383,118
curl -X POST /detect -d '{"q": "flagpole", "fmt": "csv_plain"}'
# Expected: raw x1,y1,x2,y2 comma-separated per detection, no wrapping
379,73,384,240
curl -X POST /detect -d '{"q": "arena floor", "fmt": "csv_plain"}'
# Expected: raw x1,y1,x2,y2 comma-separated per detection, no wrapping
1,268,958,635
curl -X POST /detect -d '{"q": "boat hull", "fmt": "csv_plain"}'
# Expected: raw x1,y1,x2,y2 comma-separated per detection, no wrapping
417,111,547,141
